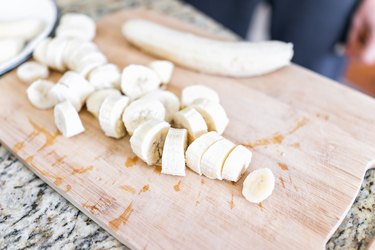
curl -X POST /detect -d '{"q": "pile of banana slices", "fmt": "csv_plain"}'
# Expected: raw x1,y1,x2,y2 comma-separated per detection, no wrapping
17,13,275,204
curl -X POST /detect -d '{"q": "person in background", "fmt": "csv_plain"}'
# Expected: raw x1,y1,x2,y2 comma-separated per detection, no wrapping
184,0,375,81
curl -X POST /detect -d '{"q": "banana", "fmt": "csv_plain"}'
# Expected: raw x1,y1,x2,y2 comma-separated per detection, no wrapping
200,138,235,180
140,90,180,122
56,13,96,41
33,38,50,65
98,95,130,139
74,51,107,77
161,128,187,176
45,38,69,72
148,60,174,84
49,71,95,111
191,99,228,135
181,85,219,107
120,64,161,99
129,119,170,166
16,61,49,84
86,89,121,118
88,64,120,90
26,79,57,109
0,19,44,41
64,41,98,71
54,100,85,138
122,99,165,136
0,38,25,63
185,131,223,175
172,107,207,143
222,145,252,182
242,168,275,203
122,19,293,77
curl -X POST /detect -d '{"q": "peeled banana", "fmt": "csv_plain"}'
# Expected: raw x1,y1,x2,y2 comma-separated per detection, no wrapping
162,128,187,176
173,107,208,143
54,101,85,138
122,19,294,77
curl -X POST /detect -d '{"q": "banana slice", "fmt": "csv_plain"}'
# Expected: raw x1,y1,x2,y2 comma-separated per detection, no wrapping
33,38,51,65
88,64,121,90
200,139,235,180
181,85,219,107
140,90,180,122
86,89,121,118
120,64,161,99
16,61,49,84
74,51,107,77
222,145,252,182
242,168,275,203
162,128,187,176
122,99,165,136
148,60,174,84
56,13,96,41
54,100,85,138
0,19,44,41
27,79,57,109
0,38,25,63
49,71,95,111
191,98,229,135
130,119,170,166
185,131,223,175
173,107,207,143
99,95,130,139
65,41,98,70
46,38,69,72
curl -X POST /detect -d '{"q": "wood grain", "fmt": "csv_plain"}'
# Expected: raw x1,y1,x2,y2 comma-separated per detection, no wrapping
0,9,375,249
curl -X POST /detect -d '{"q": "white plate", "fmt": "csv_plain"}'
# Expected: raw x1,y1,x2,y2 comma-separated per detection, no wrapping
0,0,58,75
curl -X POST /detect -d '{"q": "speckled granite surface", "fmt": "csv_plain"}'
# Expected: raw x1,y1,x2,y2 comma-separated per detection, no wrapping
0,0,374,249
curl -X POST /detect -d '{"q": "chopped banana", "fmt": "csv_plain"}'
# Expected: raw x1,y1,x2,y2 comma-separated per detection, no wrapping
148,60,174,84
130,119,170,166
56,13,96,41
173,107,207,143
33,38,51,65
16,61,49,84
140,90,180,122
86,89,121,118
191,99,229,135
222,145,252,182
99,95,130,139
181,85,219,107
200,139,235,180
242,168,275,203
122,99,166,136
27,79,57,109
88,64,121,90
54,101,85,137
45,38,69,72
162,128,187,176
185,132,223,175
120,64,161,99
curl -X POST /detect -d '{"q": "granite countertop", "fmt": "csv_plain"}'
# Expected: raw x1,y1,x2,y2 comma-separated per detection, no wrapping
0,0,374,249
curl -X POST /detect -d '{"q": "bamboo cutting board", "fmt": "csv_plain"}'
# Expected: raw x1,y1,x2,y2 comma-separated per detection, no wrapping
0,9,375,249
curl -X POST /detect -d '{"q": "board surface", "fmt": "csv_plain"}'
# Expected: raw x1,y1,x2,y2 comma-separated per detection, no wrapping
1,9,375,249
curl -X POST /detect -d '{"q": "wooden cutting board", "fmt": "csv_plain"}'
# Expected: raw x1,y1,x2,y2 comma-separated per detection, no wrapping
0,9,375,249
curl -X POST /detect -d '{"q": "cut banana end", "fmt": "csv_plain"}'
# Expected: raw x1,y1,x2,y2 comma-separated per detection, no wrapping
191,99,229,135
173,107,208,143
27,79,57,109
86,89,121,118
148,60,174,84
122,99,165,136
185,131,223,175
16,61,49,84
242,168,275,203
140,90,180,122
99,95,130,139
54,101,85,138
181,85,219,107
130,119,170,166
162,128,187,176
88,64,121,90
120,64,161,99
222,145,252,182
200,139,235,180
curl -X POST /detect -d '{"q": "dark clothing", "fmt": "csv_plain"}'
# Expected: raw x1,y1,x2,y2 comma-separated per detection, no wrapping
184,0,360,80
